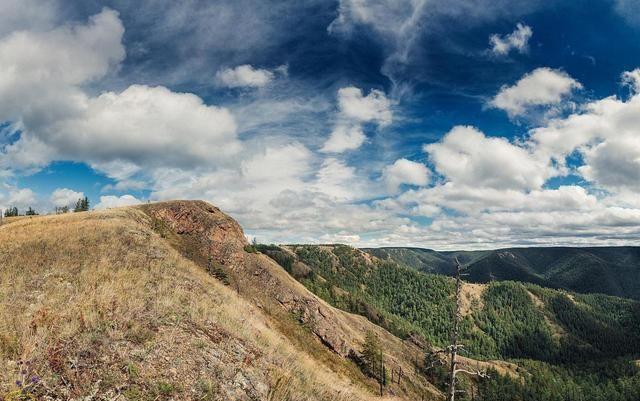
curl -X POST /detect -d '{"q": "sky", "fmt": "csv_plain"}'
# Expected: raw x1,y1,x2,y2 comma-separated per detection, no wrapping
2,0,640,249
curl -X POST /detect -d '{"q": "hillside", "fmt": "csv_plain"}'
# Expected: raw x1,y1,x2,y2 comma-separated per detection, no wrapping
260,244,640,400
0,201,443,400
365,247,640,300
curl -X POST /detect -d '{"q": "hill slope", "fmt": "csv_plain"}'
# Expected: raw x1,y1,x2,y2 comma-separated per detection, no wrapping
260,244,640,400
365,246,640,299
0,202,441,400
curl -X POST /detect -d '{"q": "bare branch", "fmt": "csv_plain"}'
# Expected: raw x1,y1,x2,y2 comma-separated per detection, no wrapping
454,368,490,378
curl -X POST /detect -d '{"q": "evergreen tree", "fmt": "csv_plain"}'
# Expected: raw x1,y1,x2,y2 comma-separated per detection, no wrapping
4,206,18,217
25,207,38,216
74,196,90,212
362,330,383,378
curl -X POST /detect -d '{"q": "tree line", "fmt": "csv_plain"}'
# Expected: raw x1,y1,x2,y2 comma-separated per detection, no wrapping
3,196,90,218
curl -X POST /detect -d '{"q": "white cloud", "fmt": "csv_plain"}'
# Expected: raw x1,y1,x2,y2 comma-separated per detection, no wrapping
3,83,240,174
321,125,366,153
321,86,391,153
50,188,84,208
241,143,312,184
337,87,392,125
6,188,37,209
579,138,640,191
0,10,240,178
95,195,142,210
216,64,275,88
490,67,582,117
489,23,532,55
531,89,640,192
314,158,367,200
319,231,361,244
51,85,240,170
0,0,60,36
0,8,125,127
383,158,430,192
425,126,550,190
622,68,640,93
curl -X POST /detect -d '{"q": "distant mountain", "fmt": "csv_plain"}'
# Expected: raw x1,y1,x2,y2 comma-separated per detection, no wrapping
363,246,640,300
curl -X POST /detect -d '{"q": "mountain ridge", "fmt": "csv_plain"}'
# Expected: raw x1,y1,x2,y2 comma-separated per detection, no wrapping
363,246,640,299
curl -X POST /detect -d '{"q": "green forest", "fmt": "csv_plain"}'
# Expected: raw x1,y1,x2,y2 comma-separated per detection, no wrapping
257,244,640,401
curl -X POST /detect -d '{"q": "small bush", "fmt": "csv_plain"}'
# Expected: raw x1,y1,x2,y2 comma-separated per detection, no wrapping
243,245,258,253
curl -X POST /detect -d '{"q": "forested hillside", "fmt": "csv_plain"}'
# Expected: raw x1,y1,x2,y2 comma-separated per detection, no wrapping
365,246,640,300
260,244,640,401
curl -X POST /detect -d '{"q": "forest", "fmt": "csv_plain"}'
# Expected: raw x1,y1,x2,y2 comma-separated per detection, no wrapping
257,244,640,401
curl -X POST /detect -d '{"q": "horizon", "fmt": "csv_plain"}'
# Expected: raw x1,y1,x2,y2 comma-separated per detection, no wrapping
2,0,640,250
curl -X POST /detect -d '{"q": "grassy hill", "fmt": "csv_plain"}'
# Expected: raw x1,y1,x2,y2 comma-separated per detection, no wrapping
365,246,640,300
260,244,640,401
0,202,441,401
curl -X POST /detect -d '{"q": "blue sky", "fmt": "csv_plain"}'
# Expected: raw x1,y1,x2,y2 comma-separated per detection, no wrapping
2,0,640,249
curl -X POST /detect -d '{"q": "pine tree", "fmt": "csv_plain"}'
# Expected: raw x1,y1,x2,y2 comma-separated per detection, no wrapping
74,197,90,212
25,207,38,216
362,330,382,377
55,206,69,214
4,206,18,217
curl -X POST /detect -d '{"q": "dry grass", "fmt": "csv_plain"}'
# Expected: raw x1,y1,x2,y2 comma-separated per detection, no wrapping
460,283,485,316
0,208,384,400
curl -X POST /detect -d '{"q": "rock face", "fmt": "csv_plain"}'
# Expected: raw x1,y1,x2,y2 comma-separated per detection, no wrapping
142,201,357,357
143,200,248,267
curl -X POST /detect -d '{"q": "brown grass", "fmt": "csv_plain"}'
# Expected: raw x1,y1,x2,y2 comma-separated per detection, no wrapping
0,208,389,400
460,283,485,316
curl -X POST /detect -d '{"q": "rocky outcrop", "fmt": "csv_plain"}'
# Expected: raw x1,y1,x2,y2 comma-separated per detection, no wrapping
142,200,248,267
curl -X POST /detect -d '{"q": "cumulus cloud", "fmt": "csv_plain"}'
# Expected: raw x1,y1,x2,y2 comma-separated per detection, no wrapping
4,85,241,174
50,188,84,208
0,9,242,180
337,87,392,125
579,138,640,191
216,64,276,88
55,85,239,169
489,23,532,55
95,195,142,210
0,8,125,127
490,68,582,117
425,126,550,190
321,87,391,153
4,188,37,209
321,125,366,153
530,86,640,192
383,158,430,192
